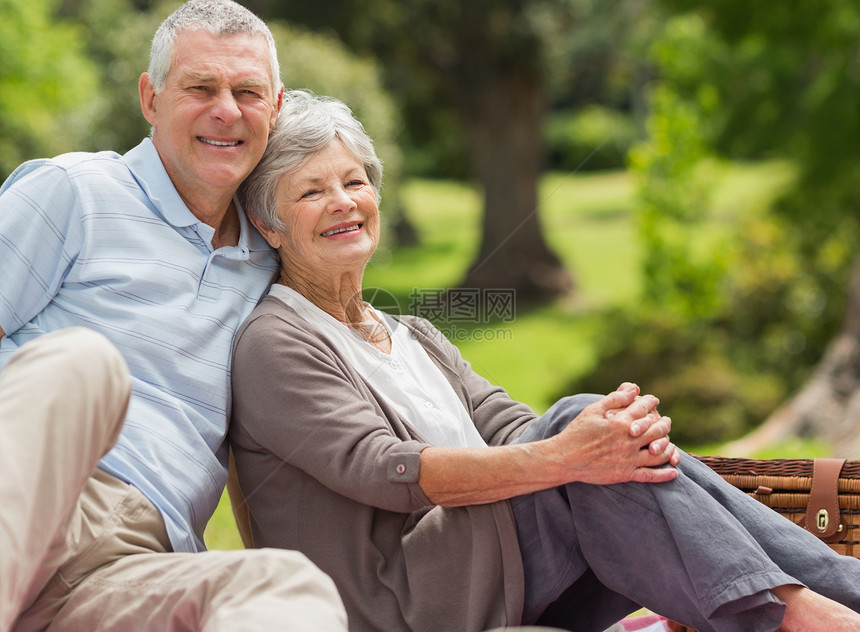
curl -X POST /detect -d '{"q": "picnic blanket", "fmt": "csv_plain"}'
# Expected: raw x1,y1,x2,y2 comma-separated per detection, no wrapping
605,614,675,631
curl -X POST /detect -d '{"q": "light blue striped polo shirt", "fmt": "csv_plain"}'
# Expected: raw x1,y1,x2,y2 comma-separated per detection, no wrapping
0,139,278,553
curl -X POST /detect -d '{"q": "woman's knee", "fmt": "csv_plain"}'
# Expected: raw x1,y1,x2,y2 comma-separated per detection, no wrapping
517,394,603,443
543,394,603,433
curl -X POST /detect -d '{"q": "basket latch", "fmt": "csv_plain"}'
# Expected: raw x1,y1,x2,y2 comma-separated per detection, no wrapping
802,457,846,542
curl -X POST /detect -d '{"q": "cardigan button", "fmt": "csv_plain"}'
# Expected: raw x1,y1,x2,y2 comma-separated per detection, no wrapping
396,464,406,475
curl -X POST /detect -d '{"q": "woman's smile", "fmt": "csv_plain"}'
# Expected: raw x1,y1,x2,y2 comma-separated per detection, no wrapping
321,221,364,238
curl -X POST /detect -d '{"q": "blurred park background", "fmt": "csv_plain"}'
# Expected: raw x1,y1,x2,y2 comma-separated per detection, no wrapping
4,0,860,548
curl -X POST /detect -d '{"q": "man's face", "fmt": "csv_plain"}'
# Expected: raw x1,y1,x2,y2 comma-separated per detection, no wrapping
140,29,281,211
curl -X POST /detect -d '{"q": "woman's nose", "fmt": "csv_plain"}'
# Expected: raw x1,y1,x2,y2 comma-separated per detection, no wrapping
326,187,358,214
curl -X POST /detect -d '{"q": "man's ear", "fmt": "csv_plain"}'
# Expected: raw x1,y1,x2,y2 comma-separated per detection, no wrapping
139,72,158,126
269,86,284,132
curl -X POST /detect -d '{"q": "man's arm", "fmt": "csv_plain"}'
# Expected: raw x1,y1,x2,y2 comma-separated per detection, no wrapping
0,162,82,343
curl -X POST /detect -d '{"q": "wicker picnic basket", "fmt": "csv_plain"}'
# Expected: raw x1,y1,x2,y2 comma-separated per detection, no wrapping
662,457,860,632
694,455,860,558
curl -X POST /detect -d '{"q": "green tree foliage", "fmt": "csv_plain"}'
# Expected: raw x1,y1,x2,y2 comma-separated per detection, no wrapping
268,22,404,222
630,84,725,320
247,0,660,299
568,4,860,446
3,0,402,211
544,105,638,173
0,0,100,178
658,1,860,261
69,0,164,153
660,0,860,453
632,9,852,356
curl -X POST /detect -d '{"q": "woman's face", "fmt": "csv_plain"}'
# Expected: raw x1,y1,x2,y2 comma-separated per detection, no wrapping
263,140,380,277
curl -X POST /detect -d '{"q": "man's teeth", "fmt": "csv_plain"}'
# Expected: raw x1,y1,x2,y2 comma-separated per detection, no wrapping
199,138,240,147
322,225,360,237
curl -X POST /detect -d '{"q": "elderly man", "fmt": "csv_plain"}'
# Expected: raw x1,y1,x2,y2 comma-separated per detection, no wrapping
0,1,346,630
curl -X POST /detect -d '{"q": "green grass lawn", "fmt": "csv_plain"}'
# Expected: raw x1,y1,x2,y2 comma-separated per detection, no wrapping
205,161,797,550
365,169,645,415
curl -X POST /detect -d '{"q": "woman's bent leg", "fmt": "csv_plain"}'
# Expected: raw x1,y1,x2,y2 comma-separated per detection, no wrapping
511,395,860,631
675,455,860,609
513,395,643,630
563,472,793,631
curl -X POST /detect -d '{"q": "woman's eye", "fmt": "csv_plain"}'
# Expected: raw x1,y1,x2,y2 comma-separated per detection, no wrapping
301,190,320,199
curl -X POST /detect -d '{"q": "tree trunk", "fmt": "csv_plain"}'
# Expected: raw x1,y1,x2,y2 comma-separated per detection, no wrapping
724,256,860,457
453,63,573,302
411,2,574,303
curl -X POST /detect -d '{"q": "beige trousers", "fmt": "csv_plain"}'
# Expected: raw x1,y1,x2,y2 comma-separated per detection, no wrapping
0,328,348,632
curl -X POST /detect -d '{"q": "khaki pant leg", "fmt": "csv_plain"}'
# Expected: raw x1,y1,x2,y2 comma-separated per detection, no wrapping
54,548,349,632
0,328,129,631
16,462,347,632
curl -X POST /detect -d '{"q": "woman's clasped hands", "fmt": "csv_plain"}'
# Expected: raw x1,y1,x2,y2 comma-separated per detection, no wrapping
548,382,682,486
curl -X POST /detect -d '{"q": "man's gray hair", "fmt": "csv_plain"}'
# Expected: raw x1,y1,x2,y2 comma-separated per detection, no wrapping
148,0,281,95
240,90,383,233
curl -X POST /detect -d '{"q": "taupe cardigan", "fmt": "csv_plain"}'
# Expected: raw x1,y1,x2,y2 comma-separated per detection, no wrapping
230,294,537,632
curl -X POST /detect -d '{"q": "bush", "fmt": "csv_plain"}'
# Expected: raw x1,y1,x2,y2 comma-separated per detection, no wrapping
564,309,786,446
561,210,846,447
0,0,101,178
544,106,637,172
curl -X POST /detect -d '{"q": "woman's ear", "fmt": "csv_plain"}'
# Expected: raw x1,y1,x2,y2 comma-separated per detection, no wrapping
250,214,281,249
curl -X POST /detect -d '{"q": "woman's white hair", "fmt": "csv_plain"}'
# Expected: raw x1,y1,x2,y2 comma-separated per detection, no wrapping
239,90,383,233
148,0,281,96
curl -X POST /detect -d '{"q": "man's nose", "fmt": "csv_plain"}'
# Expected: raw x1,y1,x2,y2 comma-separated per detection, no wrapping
210,89,242,125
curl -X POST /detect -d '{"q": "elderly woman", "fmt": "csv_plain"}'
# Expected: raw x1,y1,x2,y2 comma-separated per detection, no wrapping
229,90,860,632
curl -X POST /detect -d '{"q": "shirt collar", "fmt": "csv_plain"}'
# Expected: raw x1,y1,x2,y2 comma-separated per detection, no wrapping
124,138,272,255
125,138,197,229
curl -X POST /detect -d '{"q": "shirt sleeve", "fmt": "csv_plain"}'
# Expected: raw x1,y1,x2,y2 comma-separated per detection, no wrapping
0,161,84,336
231,310,435,513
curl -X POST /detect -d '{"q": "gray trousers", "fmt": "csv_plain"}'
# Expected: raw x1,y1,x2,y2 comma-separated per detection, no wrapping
511,394,860,632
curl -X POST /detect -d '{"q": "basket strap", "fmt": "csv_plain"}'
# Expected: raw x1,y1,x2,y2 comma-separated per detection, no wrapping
802,458,847,542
